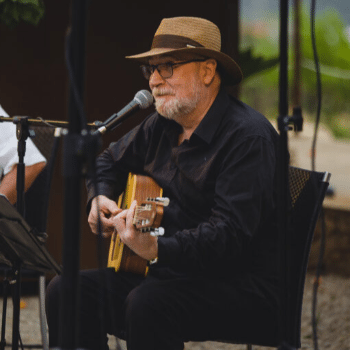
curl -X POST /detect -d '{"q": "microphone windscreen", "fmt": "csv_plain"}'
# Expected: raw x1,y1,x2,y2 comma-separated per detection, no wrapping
134,90,154,109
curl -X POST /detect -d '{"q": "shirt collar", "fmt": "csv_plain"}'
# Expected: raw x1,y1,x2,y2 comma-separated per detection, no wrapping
192,88,230,145
159,89,230,146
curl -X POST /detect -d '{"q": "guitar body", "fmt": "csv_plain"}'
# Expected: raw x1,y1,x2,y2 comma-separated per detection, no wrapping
107,173,163,276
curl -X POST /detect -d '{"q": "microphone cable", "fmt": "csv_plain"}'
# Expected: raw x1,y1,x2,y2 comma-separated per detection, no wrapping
309,1,326,349
310,0,322,173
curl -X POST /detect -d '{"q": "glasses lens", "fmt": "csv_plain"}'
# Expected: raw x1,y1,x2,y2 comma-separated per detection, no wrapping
157,63,173,79
141,63,174,80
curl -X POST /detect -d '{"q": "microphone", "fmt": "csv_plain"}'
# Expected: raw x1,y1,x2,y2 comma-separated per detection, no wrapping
95,90,153,135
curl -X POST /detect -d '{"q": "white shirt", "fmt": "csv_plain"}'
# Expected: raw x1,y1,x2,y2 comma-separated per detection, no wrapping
0,104,46,177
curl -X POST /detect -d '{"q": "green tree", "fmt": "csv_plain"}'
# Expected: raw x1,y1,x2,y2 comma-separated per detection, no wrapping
240,6,350,139
300,8,350,138
0,0,44,28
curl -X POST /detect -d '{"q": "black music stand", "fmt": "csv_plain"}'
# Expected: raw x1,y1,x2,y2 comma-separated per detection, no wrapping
0,195,61,350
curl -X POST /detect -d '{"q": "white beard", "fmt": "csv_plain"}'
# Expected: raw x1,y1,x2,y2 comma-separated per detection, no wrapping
152,76,203,121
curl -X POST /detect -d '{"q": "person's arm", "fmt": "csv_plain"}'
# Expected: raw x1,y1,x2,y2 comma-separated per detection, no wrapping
0,161,46,204
85,114,158,219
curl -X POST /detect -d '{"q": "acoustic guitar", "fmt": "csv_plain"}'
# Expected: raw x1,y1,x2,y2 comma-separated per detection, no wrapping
107,173,169,276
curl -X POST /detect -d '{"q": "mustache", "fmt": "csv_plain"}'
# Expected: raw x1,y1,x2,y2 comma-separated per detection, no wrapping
152,88,176,97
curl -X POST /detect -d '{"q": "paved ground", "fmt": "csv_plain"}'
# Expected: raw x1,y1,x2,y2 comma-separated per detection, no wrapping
0,273,349,350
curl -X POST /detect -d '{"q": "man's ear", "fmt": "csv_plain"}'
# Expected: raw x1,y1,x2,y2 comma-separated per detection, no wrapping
202,59,218,85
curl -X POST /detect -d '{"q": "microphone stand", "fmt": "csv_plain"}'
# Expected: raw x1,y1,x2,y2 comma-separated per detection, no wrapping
0,116,44,350
277,1,303,350
59,1,100,349
0,115,96,350
12,117,28,350
0,116,100,130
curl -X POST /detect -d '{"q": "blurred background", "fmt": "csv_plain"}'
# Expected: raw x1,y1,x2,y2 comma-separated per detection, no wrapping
240,0,350,278
0,0,349,349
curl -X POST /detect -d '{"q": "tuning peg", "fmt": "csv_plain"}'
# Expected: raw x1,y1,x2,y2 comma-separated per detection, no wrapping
155,197,170,206
145,196,170,206
150,227,165,236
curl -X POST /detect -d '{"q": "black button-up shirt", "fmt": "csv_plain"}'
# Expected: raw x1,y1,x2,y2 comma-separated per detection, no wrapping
86,89,280,293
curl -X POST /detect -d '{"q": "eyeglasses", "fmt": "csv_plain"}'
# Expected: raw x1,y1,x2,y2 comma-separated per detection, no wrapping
140,59,207,80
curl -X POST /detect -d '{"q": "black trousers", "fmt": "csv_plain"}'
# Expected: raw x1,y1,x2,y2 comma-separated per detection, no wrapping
46,268,279,350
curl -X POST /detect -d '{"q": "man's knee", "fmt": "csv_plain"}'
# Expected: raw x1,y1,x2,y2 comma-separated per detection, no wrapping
125,284,152,320
124,280,169,323
46,275,62,307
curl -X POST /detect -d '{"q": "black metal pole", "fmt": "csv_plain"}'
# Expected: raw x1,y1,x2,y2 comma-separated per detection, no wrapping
11,263,21,350
0,272,9,350
59,1,89,349
9,117,32,350
16,118,29,216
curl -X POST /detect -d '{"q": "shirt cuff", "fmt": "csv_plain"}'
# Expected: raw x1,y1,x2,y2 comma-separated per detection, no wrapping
157,236,182,267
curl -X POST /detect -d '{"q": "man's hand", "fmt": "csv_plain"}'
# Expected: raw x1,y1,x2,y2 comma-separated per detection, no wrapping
88,195,122,237
113,200,158,261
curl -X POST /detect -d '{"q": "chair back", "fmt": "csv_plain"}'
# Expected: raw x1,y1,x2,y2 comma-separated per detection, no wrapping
282,166,330,348
24,126,60,236
213,166,330,349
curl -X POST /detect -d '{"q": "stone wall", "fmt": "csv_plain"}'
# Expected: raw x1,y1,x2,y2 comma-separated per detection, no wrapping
309,204,350,277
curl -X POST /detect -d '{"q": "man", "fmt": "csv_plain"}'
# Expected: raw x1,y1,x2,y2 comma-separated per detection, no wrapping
47,17,280,350
0,104,46,204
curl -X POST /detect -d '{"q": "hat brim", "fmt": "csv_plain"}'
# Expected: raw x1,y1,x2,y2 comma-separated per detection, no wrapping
126,47,243,86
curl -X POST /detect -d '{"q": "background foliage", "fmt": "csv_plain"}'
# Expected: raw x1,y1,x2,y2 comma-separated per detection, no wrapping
1,2,348,138
0,0,44,28
239,5,350,139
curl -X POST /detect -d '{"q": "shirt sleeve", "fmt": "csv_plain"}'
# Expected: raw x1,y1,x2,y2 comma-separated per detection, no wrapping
85,114,157,209
0,106,46,176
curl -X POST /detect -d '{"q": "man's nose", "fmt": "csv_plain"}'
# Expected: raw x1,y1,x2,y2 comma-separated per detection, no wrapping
149,68,165,88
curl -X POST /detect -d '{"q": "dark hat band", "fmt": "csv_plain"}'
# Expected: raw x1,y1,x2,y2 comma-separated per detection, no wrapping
151,34,204,49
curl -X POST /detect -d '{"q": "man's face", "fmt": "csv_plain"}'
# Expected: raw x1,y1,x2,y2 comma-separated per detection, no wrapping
148,55,205,122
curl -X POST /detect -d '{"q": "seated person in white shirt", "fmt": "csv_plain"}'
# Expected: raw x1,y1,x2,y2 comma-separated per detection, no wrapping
0,104,46,204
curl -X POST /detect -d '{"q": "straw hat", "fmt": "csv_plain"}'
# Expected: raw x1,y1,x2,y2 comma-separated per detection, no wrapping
126,17,243,85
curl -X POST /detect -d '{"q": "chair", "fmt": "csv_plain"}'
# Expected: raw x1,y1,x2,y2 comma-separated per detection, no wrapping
110,166,330,350
276,166,330,349
210,166,331,350
0,125,60,350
